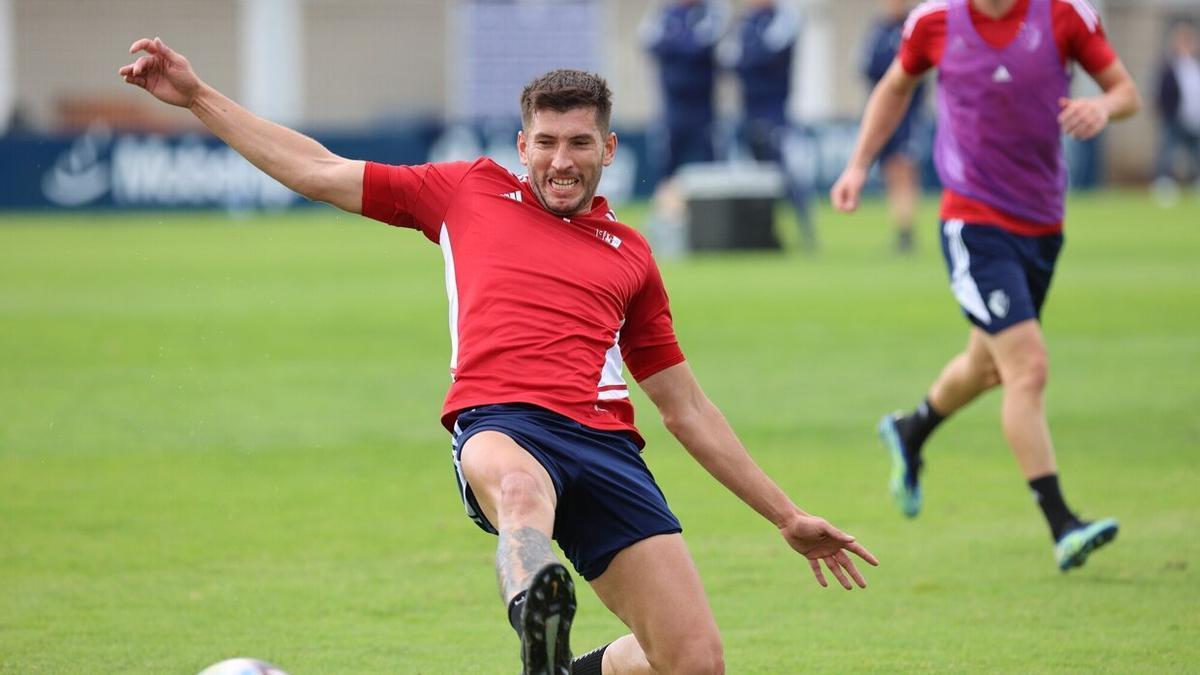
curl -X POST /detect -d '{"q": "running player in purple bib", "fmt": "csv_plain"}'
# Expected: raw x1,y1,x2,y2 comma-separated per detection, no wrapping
831,0,1140,571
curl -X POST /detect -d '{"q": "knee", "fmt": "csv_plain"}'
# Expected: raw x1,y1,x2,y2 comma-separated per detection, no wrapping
497,472,550,521
1006,354,1049,393
650,635,725,675
677,642,725,675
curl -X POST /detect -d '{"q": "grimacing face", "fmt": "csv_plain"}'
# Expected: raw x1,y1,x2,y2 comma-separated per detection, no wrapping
518,106,617,217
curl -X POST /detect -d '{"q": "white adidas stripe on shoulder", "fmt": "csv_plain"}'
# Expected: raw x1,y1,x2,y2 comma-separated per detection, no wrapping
904,1,947,39
1062,0,1100,33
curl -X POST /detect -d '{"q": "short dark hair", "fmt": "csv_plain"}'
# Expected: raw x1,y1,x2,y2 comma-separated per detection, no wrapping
520,69,613,133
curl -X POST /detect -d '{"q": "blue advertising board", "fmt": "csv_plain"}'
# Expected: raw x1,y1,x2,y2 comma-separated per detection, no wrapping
0,121,1100,211
1,126,436,211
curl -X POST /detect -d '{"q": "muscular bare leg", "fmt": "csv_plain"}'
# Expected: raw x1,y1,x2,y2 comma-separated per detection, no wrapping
460,430,580,673
981,319,1057,479
589,534,724,674
883,327,1001,517
459,430,559,602
923,321,1057,478
927,327,1002,416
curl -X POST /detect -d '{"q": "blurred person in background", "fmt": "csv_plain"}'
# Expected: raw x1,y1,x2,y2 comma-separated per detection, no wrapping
831,0,1140,572
861,0,928,253
121,37,878,675
640,0,729,243
641,0,728,183
721,0,817,250
1152,19,1200,207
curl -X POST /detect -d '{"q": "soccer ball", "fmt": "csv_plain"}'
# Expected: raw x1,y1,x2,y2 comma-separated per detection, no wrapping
196,658,289,675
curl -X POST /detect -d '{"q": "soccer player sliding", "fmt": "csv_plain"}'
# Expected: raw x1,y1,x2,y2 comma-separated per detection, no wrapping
831,0,1140,571
121,37,877,675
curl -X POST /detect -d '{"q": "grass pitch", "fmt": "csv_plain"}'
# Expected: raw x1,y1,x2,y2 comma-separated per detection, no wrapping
1,192,1197,673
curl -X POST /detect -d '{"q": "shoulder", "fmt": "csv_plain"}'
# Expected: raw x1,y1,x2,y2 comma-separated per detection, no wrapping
467,156,512,177
904,1,947,40
1051,0,1115,71
451,157,524,188
1052,0,1103,34
898,1,946,74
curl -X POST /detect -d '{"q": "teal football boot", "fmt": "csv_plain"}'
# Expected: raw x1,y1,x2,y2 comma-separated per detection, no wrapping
879,413,922,518
1055,518,1119,572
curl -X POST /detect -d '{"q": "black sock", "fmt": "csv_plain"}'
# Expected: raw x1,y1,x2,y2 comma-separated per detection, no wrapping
507,591,527,638
571,643,609,675
1029,474,1080,541
895,397,946,460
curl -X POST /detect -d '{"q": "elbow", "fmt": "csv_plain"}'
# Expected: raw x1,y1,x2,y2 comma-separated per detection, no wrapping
294,163,336,204
660,409,688,438
658,395,716,439
1129,87,1144,117
658,401,691,437
295,158,356,210
292,175,325,204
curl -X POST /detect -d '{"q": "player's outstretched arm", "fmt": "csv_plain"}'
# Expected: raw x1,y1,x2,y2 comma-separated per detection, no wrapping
830,61,921,213
118,37,364,213
638,362,879,589
1057,59,1141,141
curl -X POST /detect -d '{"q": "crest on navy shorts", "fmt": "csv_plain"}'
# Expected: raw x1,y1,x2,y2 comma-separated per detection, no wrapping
988,289,1011,319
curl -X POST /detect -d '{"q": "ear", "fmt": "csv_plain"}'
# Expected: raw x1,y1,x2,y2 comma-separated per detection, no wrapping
517,130,530,167
602,131,617,167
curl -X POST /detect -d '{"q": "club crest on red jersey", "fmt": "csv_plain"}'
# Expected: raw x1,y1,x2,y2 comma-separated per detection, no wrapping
594,228,622,249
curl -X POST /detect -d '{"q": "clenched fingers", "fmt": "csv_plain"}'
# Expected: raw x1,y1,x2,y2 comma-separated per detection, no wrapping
830,181,860,213
117,54,156,87
152,37,176,58
132,54,156,78
129,37,158,55
1057,98,1107,140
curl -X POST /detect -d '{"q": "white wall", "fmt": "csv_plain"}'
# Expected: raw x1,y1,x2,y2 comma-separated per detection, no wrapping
239,0,303,126
0,0,13,133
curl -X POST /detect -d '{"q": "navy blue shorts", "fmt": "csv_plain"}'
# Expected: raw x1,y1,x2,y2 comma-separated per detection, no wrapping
879,116,921,163
939,219,1064,334
449,404,682,581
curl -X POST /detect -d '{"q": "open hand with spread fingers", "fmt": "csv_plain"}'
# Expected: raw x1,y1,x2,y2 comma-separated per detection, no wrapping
118,37,202,108
779,513,879,589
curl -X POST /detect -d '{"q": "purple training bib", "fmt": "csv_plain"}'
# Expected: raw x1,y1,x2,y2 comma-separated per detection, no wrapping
934,0,1071,225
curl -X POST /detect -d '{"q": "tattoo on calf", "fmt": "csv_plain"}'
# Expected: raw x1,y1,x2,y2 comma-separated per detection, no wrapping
496,526,556,600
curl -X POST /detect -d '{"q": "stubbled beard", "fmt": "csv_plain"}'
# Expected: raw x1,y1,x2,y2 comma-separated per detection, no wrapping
533,175,596,216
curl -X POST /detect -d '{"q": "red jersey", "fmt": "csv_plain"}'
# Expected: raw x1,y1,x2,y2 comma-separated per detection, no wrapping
899,0,1117,233
361,158,685,447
